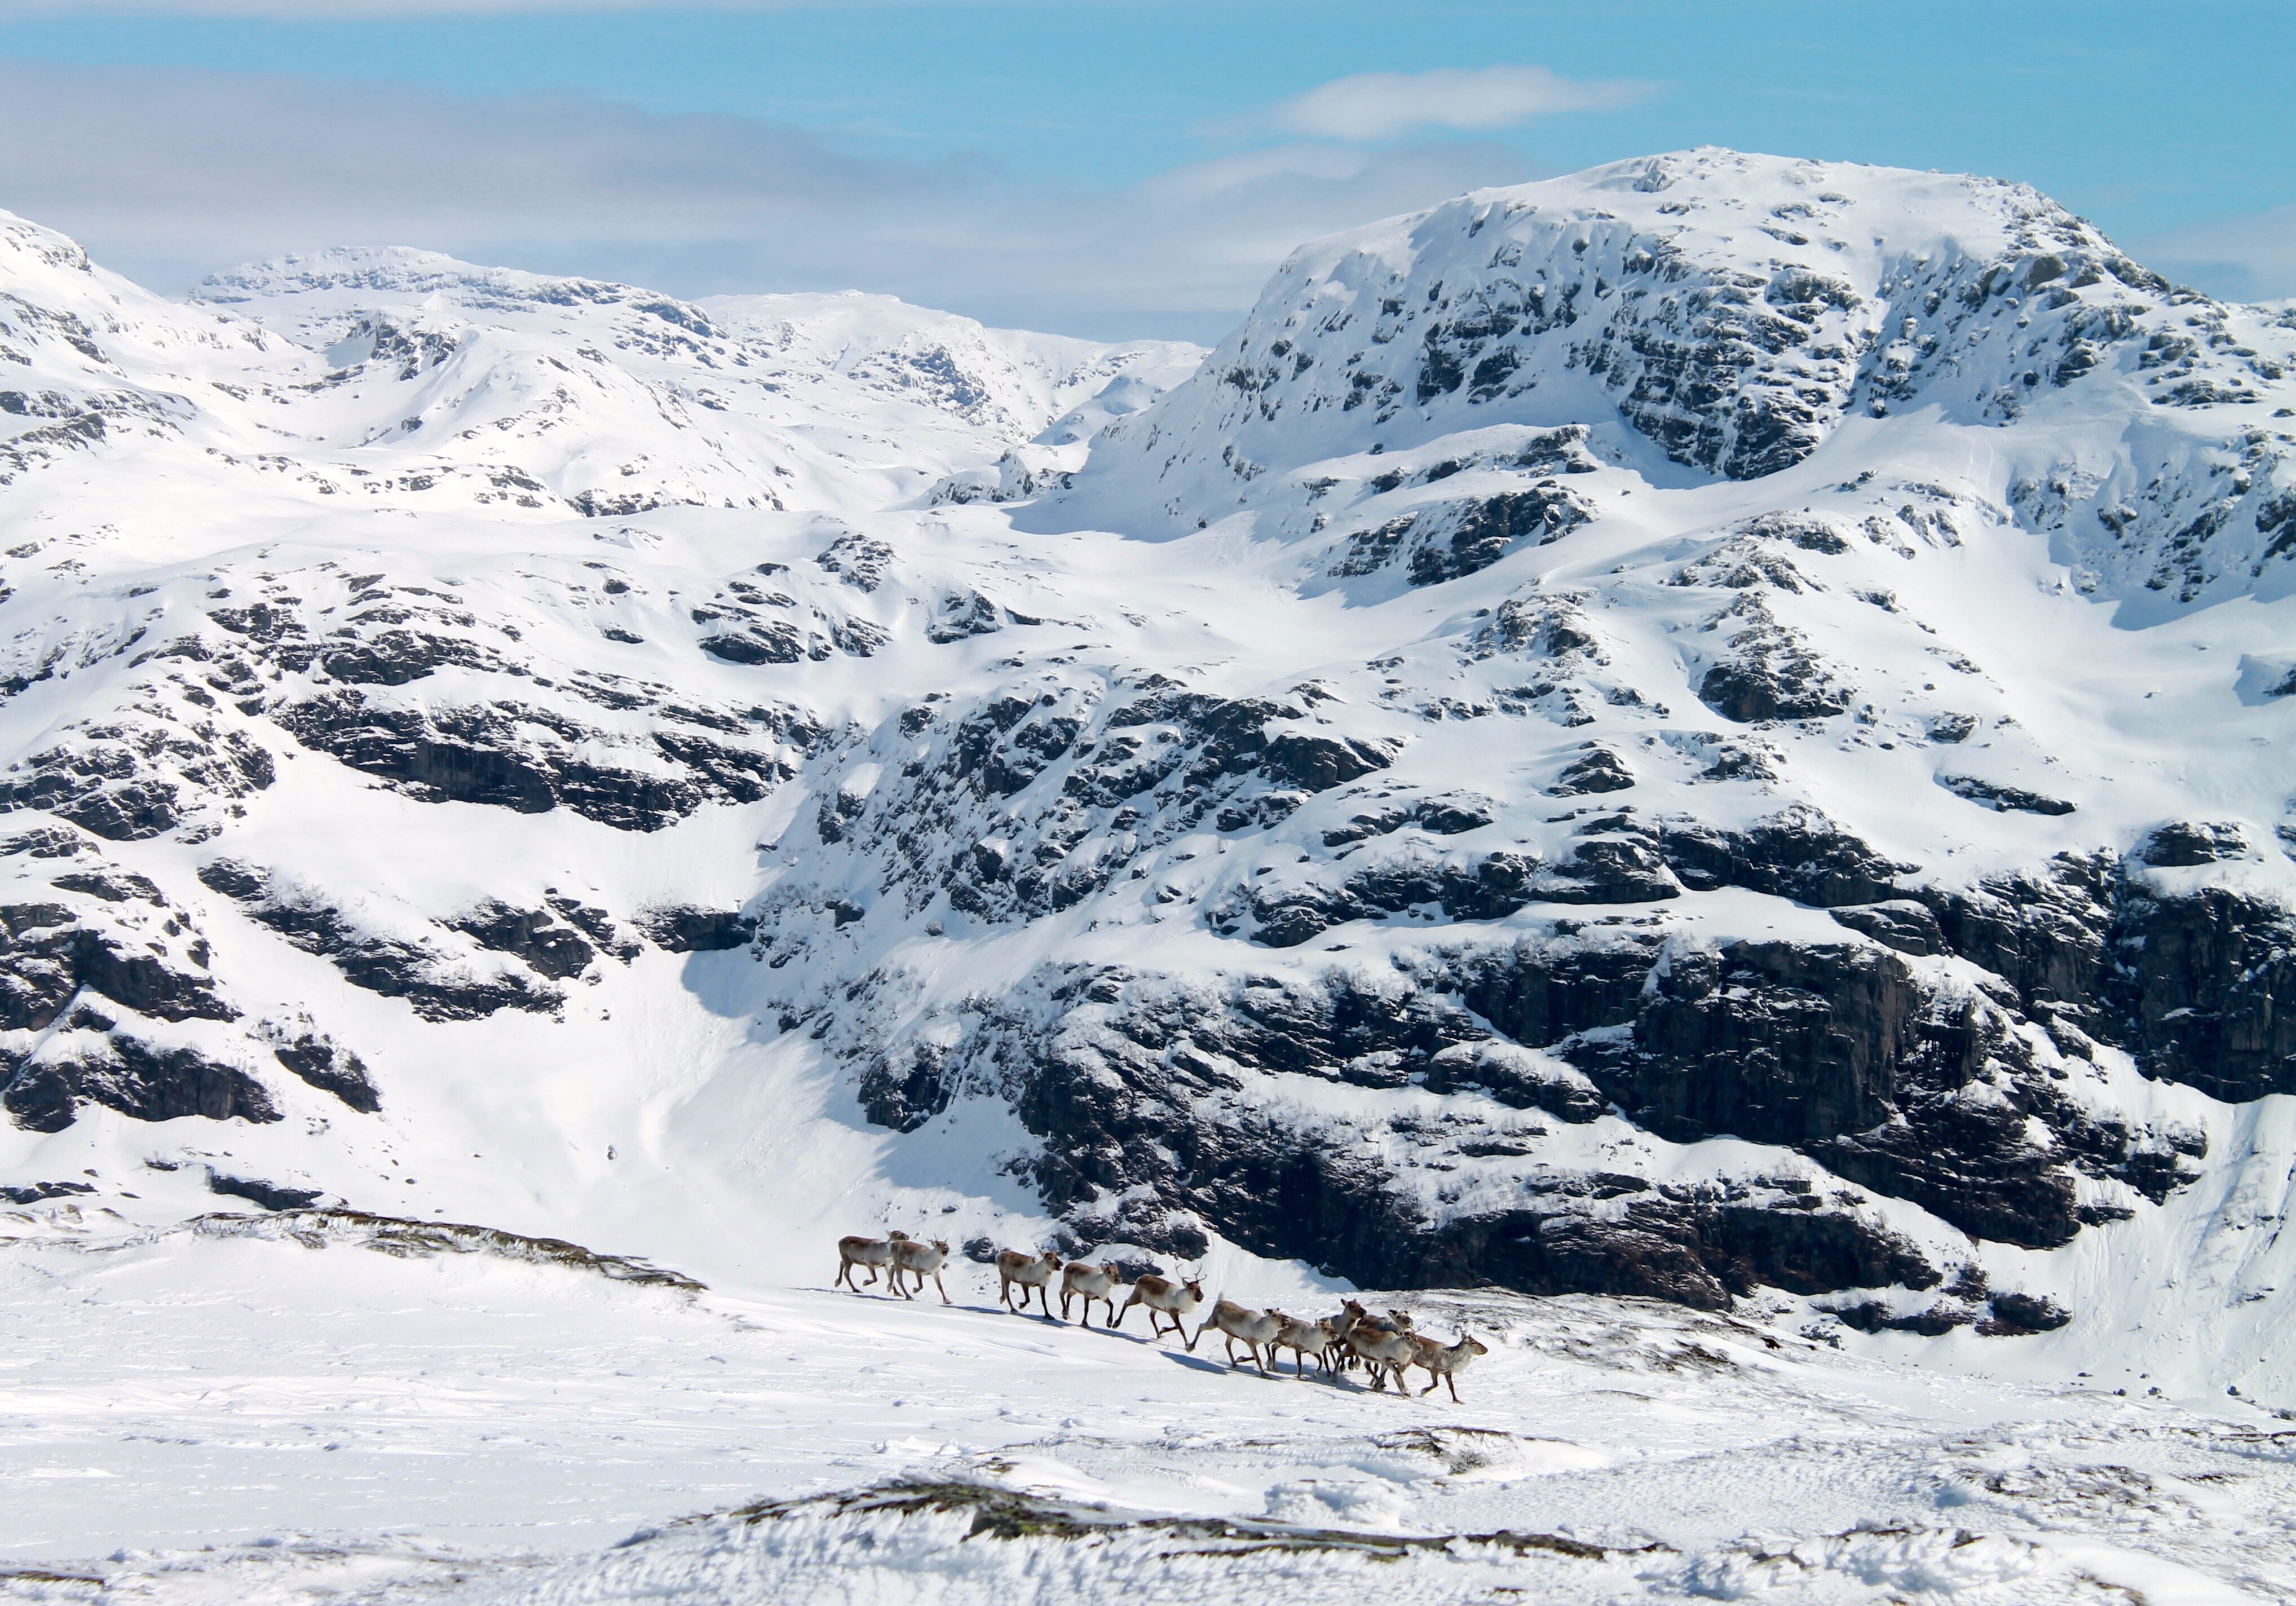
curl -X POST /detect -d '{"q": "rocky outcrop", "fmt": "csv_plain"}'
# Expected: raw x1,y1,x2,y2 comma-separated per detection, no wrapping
2,1035,279,1132
273,694,798,831
834,911,2207,1302
1918,844,2296,1103
199,860,564,1021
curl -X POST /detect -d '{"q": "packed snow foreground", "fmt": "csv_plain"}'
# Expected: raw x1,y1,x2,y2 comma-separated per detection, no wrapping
1,147,2293,1601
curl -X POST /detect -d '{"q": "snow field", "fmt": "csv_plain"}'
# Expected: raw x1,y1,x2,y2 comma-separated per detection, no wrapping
2,1217,2291,1604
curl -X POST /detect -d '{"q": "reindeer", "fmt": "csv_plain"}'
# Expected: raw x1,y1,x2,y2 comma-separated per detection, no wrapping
1407,1333,1489,1402
1331,1299,1413,1375
1345,1317,1419,1391
833,1229,909,1292
1116,1273,1204,1341
1267,1311,1338,1378
1191,1298,1282,1375
1058,1260,1125,1328
888,1236,952,1304
995,1248,1062,1317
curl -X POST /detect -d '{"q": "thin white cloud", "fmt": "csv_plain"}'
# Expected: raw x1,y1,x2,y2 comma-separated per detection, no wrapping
0,59,1536,341
1261,65,1654,142
2135,202,2296,304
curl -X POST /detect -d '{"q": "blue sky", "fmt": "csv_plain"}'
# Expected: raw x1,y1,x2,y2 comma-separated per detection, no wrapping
0,1,2286,338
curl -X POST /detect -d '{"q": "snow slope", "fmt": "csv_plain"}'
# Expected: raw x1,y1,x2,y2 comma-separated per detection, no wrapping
0,147,2294,1600
2,1207,2289,1604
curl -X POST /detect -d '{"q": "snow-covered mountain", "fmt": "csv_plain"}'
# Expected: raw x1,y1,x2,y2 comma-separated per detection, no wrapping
2,147,2295,1391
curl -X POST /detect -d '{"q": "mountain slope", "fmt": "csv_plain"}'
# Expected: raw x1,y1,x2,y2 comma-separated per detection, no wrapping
0,151,2293,1386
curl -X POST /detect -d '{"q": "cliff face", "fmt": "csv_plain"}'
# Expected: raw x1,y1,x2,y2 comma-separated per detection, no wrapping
1,151,2294,1340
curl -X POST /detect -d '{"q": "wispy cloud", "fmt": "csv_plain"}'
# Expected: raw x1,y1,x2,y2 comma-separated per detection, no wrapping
0,58,1536,341
1257,65,1655,142
2135,202,2296,304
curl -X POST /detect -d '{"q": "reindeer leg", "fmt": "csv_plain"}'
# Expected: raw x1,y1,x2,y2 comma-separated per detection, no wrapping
934,1270,950,1306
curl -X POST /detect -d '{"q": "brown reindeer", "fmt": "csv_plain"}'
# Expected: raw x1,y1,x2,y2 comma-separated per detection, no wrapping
888,1236,952,1304
1116,1273,1205,1341
1331,1299,1412,1374
995,1248,1062,1316
1408,1333,1489,1402
1058,1261,1125,1327
1346,1319,1418,1391
1268,1312,1338,1378
1193,1298,1282,1375
833,1229,909,1292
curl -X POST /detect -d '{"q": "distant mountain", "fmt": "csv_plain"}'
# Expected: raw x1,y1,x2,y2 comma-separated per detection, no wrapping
2,148,2294,1370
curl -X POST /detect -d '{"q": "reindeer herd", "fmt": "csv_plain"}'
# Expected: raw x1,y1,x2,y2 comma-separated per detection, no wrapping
833,1232,1489,1401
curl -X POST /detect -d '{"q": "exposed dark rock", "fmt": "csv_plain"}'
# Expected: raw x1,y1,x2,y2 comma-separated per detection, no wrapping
273,692,799,831
1830,1298,1978,1336
1923,854,2296,1104
0,1180,94,1203
700,626,805,665
1827,900,1946,956
192,1207,704,1290
0,901,235,1030
317,630,501,686
3,1036,280,1132
267,1030,380,1114
859,1041,953,1133
1405,482,1595,585
1939,775,2076,815
0,718,274,840
2135,820,2249,867
449,900,597,980
1977,1290,2073,1335
1,826,87,858
1658,808,1910,907
49,869,164,903
640,905,757,952
207,1172,324,1211
2107,883,2296,1102
1573,941,1914,1146
1321,794,1491,846
1698,654,1852,723
200,861,562,1022
928,591,1003,643
546,895,642,960
1420,1040,1604,1122
815,531,895,591
1551,747,1633,795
